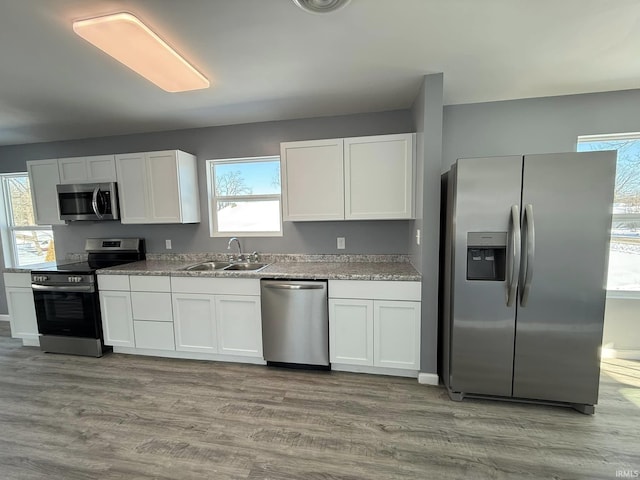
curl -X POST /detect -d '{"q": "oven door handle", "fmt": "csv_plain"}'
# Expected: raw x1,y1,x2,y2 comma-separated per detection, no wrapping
32,284,95,293
92,186,105,220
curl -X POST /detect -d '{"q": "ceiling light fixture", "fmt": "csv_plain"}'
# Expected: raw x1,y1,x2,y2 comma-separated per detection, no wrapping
72,12,209,93
291,0,352,14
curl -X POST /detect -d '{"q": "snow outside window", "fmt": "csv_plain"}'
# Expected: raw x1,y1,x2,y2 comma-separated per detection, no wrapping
578,134,640,293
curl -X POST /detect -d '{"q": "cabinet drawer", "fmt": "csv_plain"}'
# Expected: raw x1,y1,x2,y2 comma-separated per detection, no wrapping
4,272,32,288
329,280,421,301
130,275,171,292
171,277,260,295
97,275,129,291
133,321,175,350
131,292,172,322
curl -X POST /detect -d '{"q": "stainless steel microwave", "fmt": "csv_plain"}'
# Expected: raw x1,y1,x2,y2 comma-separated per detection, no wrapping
56,182,119,221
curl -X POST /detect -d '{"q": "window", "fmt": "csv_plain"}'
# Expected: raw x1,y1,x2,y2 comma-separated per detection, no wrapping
577,133,640,292
0,173,55,267
206,156,282,237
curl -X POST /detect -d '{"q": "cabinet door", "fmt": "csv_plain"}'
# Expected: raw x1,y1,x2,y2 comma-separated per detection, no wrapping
146,151,181,223
133,321,175,350
86,155,117,182
58,157,88,183
5,287,39,340
131,292,173,322
215,295,262,357
281,139,344,221
99,290,134,347
329,298,374,366
172,293,217,353
344,133,414,220
115,153,149,223
374,300,420,370
26,159,65,225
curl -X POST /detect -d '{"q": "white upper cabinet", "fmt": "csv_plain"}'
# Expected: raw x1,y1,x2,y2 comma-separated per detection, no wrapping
58,155,116,183
115,150,200,224
281,138,344,221
344,133,415,220
280,133,415,222
26,159,65,225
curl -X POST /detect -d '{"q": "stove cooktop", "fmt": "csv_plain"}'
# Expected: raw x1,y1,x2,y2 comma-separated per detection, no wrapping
31,261,94,274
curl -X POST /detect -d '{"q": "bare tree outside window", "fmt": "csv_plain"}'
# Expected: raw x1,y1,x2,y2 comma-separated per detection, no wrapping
215,170,252,211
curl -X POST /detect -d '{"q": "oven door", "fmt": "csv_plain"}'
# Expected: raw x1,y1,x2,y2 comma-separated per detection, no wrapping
32,285,102,338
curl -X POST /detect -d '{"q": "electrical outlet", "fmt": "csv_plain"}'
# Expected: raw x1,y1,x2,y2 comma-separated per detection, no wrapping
165,239,172,250
416,229,421,246
337,237,346,250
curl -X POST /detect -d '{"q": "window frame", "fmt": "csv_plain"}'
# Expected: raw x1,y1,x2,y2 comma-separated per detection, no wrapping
577,132,640,297
0,172,55,268
206,155,283,238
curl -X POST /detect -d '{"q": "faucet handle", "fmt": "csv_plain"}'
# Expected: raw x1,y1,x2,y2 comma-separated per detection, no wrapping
250,251,259,262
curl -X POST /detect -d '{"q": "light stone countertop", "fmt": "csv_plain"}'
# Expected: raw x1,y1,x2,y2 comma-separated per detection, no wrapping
3,254,421,281
97,258,421,281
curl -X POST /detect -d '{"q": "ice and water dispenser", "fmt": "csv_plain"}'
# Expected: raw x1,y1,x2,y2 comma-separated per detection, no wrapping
466,232,507,281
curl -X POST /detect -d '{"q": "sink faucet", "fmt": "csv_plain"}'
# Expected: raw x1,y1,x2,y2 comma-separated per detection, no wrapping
227,237,242,261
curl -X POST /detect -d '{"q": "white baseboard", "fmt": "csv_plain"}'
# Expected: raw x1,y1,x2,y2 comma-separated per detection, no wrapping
418,372,440,386
113,346,267,365
610,349,640,361
0,314,10,322
331,363,418,378
22,337,40,347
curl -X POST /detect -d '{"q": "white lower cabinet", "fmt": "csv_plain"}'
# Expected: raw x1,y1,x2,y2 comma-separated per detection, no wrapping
216,295,262,357
133,321,175,351
329,280,421,373
99,274,174,350
131,288,174,351
329,299,374,366
4,273,39,345
373,300,421,370
171,278,262,359
172,293,218,353
99,289,134,347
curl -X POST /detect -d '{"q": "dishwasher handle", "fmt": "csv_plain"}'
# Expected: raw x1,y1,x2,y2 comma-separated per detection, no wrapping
263,283,325,290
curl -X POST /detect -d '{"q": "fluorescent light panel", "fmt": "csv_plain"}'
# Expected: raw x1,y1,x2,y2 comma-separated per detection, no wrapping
73,12,209,92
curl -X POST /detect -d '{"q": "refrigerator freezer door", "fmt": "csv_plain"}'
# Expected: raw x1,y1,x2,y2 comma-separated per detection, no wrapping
448,156,523,397
513,151,616,405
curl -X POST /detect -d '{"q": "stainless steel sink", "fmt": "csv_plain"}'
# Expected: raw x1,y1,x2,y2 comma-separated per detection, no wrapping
183,261,268,272
224,263,269,271
184,261,231,271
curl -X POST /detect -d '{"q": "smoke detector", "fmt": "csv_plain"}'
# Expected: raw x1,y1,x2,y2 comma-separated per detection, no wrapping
291,0,352,14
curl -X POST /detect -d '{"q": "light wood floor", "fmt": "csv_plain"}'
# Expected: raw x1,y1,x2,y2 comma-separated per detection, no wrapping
0,322,638,480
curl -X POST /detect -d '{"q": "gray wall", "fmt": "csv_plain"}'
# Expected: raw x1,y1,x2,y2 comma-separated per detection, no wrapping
411,74,444,375
443,88,640,172
0,110,415,315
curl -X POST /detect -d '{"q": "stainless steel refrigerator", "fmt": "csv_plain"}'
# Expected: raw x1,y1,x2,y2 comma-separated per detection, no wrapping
440,151,616,413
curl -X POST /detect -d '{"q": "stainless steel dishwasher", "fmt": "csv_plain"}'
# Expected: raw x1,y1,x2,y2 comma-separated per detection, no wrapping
260,279,329,368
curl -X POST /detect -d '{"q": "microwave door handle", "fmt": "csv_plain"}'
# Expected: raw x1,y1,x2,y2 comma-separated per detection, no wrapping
91,187,104,220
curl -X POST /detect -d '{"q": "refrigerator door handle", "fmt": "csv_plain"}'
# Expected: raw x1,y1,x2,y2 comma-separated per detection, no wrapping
506,204,521,306
520,204,535,306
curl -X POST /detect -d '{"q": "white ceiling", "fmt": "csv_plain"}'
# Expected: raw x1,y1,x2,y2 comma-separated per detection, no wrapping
1,0,639,146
